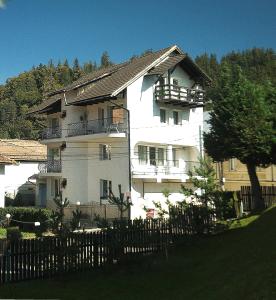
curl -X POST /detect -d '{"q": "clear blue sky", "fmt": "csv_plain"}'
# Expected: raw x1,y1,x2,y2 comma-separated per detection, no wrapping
0,0,275,84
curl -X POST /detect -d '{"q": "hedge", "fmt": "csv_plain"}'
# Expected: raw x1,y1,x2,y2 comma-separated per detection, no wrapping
0,207,52,232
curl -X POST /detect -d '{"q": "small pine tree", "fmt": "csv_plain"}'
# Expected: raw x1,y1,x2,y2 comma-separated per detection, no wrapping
108,184,131,221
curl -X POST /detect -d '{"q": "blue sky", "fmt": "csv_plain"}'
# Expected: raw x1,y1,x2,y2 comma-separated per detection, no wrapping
0,0,275,84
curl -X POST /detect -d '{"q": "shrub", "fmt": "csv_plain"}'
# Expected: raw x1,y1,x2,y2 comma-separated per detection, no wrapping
6,227,22,241
0,207,52,232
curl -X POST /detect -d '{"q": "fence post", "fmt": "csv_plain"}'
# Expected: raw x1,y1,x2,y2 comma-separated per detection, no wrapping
93,234,99,268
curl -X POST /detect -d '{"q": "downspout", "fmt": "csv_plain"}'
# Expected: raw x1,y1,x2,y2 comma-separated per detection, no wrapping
108,99,131,219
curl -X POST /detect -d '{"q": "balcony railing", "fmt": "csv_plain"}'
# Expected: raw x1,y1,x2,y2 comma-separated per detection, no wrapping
38,160,62,173
41,127,62,140
155,84,205,105
67,117,127,137
132,159,199,176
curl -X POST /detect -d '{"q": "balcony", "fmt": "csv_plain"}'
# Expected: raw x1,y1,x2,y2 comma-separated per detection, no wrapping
41,127,62,140
155,84,205,106
67,117,127,138
38,160,62,173
132,159,199,180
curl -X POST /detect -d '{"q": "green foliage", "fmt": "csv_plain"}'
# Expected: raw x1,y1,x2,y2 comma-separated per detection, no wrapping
0,207,52,232
181,156,219,206
100,51,112,68
93,213,110,229
51,193,69,234
204,64,275,209
108,184,131,221
70,208,83,231
6,227,22,241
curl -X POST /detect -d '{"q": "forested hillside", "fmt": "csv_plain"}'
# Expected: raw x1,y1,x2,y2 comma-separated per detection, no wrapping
0,52,112,139
0,48,275,139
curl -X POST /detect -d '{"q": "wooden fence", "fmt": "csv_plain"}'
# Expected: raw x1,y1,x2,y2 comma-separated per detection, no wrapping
240,186,276,211
0,207,214,284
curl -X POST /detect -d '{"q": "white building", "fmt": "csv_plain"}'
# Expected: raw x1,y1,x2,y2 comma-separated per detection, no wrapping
0,140,47,207
31,45,210,219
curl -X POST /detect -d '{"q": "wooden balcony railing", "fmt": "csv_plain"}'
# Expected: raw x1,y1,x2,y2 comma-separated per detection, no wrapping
155,84,205,105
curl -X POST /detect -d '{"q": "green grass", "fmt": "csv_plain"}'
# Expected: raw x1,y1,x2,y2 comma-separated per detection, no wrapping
0,206,275,300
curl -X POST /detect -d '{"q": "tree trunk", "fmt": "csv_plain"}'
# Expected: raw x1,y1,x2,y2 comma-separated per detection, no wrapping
246,163,264,210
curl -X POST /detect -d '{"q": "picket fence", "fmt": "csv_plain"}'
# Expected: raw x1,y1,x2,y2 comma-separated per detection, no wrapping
0,206,215,284
240,186,276,211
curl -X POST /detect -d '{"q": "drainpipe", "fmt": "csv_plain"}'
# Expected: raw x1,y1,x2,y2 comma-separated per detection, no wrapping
108,99,131,219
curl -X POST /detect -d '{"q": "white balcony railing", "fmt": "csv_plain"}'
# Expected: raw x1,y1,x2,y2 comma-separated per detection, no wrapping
132,159,199,177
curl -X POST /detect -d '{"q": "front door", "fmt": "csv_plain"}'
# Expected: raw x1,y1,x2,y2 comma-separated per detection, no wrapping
39,183,47,207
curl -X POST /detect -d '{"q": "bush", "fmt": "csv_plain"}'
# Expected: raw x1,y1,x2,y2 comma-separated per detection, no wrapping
6,227,22,241
0,207,52,232
213,191,236,220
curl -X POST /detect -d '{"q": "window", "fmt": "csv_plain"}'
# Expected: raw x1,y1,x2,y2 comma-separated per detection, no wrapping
98,108,105,127
138,145,148,165
148,147,165,166
111,107,124,124
0,165,5,175
160,109,166,123
51,118,59,129
173,111,180,125
157,148,165,166
172,148,177,166
99,144,111,160
51,179,60,197
149,147,156,166
100,179,112,200
173,78,179,86
229,158,236,171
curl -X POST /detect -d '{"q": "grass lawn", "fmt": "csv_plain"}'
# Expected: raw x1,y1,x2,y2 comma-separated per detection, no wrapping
0,206,275,300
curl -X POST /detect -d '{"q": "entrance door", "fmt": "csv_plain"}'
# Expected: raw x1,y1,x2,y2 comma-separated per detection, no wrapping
39,183,47,207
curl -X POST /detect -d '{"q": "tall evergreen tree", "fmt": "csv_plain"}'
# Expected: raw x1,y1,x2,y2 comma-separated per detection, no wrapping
100,51,112,68
204,64,276,210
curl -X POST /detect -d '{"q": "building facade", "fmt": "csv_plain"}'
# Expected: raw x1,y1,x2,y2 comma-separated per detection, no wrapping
0,140,46,207
31,45,210,218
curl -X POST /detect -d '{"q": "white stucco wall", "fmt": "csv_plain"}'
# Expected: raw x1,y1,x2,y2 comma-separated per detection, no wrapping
0,162,40,207
126,66,204,219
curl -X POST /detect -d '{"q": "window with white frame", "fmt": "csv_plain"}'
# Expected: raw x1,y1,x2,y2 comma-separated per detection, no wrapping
148,147,165,166
100,179,112,200
138,145,147,165
160,109,166,123
99,144,111,160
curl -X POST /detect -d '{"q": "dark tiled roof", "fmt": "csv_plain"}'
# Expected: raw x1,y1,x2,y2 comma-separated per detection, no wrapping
147,54,186,75
64,63,129,91
28,93,62,114
70,46,176,104
29,45,210,111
